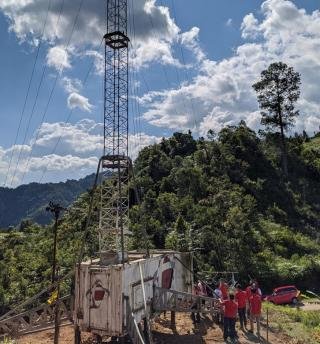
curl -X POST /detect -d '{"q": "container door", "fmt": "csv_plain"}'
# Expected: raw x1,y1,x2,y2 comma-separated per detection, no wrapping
88,267,123,336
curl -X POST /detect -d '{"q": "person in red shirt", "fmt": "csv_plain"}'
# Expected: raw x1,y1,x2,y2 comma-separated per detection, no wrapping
249,288,262,337
246,280,253,299
219,278,229,300
220,293,238,341
235,284,248,329
246,280,254,318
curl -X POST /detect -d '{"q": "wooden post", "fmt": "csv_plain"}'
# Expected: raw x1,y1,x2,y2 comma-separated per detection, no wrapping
139,263,153,344
170,311,176,327
74,325,81,344
266,308,269,343
54,276,60,344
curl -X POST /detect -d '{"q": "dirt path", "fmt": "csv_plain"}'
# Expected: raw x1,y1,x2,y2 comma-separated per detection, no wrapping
16,313,294,344
300,302,320,312
153,312,293,344
17,326,94,344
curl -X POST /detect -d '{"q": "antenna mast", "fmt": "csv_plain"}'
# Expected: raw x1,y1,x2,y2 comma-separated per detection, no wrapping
100,0,130,263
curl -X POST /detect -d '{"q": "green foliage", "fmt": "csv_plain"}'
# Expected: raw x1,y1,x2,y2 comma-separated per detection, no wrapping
165,214,191,252
264,302,320,343
1,125,320,316
132,126,320,291
252,62,301,133
253,62,301,175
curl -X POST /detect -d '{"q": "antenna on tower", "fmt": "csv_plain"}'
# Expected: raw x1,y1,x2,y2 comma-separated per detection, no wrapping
99,0,130,265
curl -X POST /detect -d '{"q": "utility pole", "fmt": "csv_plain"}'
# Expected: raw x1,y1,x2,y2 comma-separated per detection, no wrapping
46,202,65,283
46,201,65,344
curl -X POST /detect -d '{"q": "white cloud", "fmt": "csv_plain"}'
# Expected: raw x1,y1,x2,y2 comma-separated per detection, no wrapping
241,13,261,39
131,38,182,69
27,154,98,172
46,46,71,72
85,50,104,75
0,119,161,186
0,0,182,69
181,26,205,62
138,0,320,136
129,132,161,160
67,92,93,113
61,76,82,93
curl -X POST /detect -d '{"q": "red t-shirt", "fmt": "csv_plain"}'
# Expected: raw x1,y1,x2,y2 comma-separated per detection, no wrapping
220,282,228,299
236,290,247,308
222,299,238,318
246,286,252,299
249,294,262,315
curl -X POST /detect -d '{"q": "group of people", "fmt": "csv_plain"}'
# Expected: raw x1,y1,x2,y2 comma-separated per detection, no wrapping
192,279,262,342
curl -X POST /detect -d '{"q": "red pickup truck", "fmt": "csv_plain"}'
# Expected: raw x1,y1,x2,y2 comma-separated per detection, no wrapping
264,285,300,305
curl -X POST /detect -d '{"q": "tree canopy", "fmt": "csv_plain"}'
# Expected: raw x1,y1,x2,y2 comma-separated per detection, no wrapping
252,62,301,175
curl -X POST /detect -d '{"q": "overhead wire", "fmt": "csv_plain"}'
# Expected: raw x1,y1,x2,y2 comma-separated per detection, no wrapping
38,38,104,184
3,0,52,187
143,1,187,124
169,0,199,131
11,0,70,186
15,0,86,185
128,0,143,153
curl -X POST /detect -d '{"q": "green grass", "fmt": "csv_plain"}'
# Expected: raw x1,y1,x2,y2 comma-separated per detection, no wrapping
263,302,320,343
0,338,17,344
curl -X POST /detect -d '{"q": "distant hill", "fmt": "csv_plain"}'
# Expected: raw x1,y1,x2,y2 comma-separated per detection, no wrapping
0,174,96,228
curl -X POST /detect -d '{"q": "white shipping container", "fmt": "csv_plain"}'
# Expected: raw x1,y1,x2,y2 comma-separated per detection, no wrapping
74,250,193,337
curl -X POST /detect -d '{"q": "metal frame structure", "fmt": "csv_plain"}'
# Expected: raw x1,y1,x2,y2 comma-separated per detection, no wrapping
0,296,72,338
99,0,130,259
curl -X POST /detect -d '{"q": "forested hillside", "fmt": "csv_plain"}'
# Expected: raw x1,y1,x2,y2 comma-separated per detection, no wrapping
1,124,320,314
130,126,320,290
0,174,95,228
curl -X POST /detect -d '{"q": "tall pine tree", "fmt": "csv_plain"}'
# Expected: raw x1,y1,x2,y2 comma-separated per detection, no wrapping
252,62,301,176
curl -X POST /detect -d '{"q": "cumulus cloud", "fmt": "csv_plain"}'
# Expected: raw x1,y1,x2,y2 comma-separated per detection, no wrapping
180,26,205,62
85,50,104,75
129,132,162,159
0,0,181,69
138,0,320,135
0,119,161,186
61,76,82,93
46,46,71,72
241,13,261,39
67,92,93,113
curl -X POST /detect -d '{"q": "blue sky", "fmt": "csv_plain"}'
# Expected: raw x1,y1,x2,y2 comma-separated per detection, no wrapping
0,0,320,187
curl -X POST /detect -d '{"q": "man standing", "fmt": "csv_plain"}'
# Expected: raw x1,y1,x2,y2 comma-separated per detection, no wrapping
220,293,238,342
235,284,247,330
249,288,262,338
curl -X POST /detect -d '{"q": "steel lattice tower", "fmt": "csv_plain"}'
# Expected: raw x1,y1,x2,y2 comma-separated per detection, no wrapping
99,0,130,261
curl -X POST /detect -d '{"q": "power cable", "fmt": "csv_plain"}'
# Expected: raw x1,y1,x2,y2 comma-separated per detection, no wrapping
169,0,199,130
15,0,85,186
3,0,52,187
38,38,104,184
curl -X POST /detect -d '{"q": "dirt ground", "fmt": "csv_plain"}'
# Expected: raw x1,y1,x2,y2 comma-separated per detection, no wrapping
152,312,292,344
299,301,320,312
16,312,293,344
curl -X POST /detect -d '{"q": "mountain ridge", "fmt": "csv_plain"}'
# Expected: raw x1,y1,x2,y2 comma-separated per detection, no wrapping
0,174,96,228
